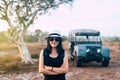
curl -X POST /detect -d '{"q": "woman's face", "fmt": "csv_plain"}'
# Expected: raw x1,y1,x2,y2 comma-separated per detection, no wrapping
48,37,60,48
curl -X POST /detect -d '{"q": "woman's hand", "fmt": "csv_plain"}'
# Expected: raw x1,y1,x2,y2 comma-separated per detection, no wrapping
44,66,52,71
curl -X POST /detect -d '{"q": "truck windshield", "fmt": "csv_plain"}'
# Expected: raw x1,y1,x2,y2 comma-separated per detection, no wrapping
76,36,101,42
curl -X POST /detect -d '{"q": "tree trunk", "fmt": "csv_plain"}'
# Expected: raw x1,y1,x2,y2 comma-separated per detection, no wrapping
17,39,33,64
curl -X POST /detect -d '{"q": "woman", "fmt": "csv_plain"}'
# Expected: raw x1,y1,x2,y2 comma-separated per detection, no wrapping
39,31,69,80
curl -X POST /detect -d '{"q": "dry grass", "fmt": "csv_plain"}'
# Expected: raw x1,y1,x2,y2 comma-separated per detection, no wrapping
26,42,46,54
0,43,17,51
0,53,38,73
0,53,21,71
0,42,46,72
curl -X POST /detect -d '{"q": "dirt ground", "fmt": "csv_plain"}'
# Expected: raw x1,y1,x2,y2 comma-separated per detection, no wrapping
0,42,120,80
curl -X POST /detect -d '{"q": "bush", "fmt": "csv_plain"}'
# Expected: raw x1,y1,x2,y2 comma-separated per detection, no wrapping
31,53,39,59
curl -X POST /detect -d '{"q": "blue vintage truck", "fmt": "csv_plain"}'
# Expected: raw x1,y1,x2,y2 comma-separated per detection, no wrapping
68,29,111,67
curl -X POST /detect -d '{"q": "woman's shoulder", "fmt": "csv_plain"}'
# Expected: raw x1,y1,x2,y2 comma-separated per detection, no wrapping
40,48,47,55
64,51,69,58
42,48,49,57
60,50,68,58
41,48,47,52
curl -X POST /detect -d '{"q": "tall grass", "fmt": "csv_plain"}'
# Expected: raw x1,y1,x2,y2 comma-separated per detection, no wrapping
0,53,21,71
0,33,10,43
0,43,17,51
0,42,54,73
0,33,17,51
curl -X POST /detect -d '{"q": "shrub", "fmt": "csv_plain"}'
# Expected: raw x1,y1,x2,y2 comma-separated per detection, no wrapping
31,53,39,59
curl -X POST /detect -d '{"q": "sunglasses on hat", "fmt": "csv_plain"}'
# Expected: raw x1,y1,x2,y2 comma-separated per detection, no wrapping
48,37,60,42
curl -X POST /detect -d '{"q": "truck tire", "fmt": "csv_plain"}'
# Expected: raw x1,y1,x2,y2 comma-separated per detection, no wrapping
101,60,109,67
74,53,82,67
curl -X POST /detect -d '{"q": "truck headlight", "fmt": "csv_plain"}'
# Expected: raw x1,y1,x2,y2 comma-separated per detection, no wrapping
86,48,90,53
97,48,101,53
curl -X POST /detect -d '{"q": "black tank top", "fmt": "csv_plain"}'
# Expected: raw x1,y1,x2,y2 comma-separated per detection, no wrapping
43,48,66,80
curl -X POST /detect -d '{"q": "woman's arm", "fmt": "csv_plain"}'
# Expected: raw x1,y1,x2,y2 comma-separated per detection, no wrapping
38,49,58,75
45,51,69,74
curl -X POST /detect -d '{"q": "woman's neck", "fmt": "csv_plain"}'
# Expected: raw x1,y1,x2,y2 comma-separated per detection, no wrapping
51,47,57,54
50,47,58,58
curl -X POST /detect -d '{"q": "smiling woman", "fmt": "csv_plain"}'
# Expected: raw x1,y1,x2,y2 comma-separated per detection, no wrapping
39,31,69,80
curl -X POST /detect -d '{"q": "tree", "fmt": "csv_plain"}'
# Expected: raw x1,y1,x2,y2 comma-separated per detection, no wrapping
24,31,38,42
35,29,42,42
0,0,73,64
41,31,49,42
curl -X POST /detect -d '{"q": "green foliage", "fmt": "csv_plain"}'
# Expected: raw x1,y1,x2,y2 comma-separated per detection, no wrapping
31,53,39,59
24,30,48,42
24,34,38,42
62,35,68,41
102,36,120,42
111,36,120,42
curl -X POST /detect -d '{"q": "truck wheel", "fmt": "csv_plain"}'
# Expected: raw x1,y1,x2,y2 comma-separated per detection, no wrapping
101,60,109,67
74,53,82,67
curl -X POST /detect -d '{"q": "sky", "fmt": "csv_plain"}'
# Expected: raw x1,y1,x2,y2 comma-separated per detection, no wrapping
0,0,120,37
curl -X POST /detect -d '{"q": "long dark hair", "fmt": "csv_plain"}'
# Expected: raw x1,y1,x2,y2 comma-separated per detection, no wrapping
46,37,64,55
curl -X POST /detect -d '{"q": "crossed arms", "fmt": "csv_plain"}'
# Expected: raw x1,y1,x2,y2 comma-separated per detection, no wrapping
38,49,69,75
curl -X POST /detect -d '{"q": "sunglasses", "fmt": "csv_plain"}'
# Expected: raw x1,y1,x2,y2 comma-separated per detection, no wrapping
49,37,60,42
